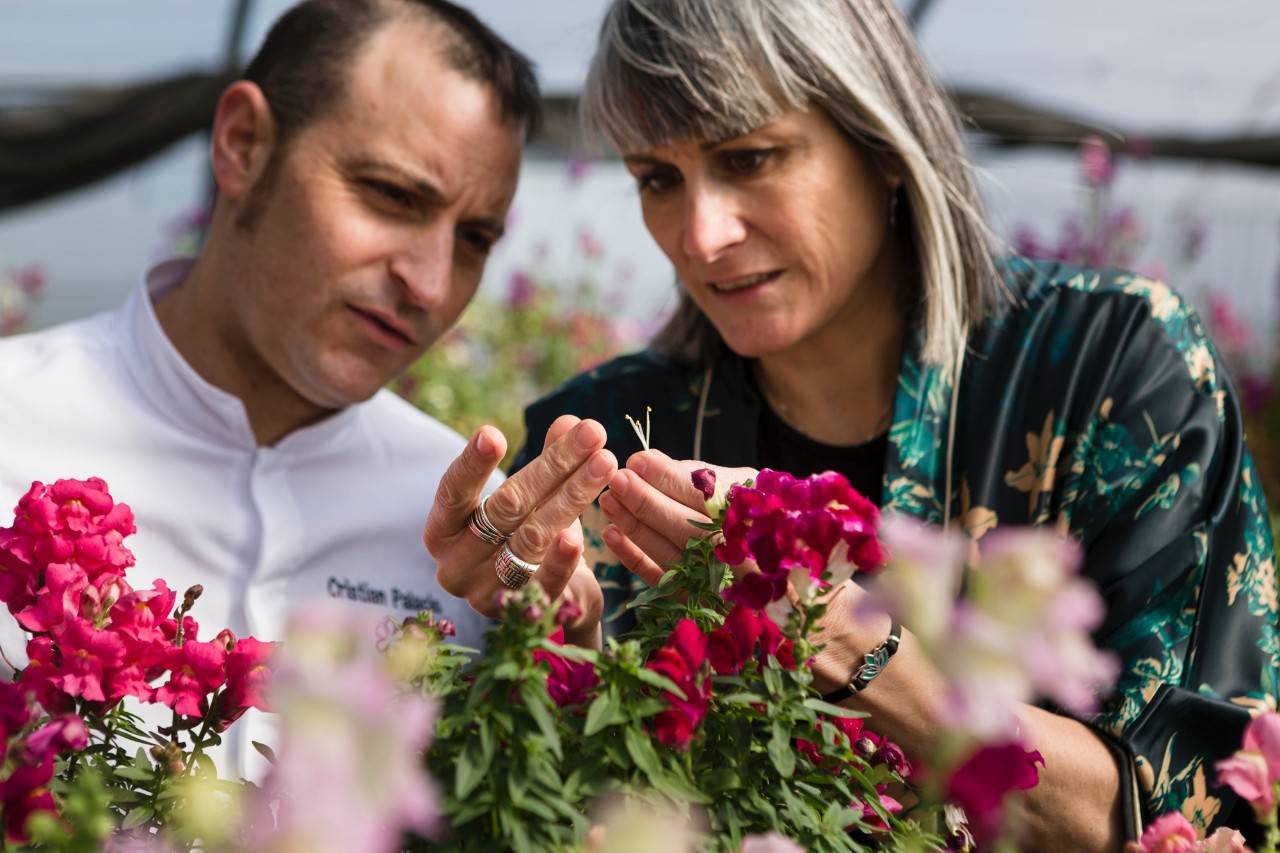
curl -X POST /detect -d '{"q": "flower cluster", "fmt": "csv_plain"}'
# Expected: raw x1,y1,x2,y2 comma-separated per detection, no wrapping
715,469,885,609
0,479,276,722
0,478,277,841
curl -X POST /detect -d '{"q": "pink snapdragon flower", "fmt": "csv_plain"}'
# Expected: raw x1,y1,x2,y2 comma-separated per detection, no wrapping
1215,711,1280,820
718,470,883,607
154,639,227,717
50,617,127,702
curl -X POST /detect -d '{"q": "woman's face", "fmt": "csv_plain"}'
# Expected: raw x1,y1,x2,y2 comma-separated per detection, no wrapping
624,107,901,360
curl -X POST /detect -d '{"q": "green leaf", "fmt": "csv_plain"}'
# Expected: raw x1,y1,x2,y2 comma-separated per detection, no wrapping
455,739,490,799
121,804,155,831
632,668,687,699
583,690,621,737
537,639,597,664
802,698,869,719
767,720,796,778
493,661,521,680
519,682,562,760
623,727,663,783
716,692,762,705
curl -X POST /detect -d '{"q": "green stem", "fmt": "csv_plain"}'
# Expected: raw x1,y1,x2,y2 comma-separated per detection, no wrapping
1264,813,1279,853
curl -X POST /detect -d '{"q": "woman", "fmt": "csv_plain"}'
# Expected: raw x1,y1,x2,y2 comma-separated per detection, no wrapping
427,0,1277,847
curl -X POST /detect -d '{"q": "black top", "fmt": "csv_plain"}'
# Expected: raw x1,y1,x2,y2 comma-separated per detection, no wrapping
755,393,888,506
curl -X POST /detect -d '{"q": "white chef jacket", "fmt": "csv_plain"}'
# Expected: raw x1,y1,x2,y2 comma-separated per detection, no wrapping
0,258,496,778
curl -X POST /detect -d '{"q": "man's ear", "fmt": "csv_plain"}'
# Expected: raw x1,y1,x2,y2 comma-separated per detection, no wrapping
210,81,277,201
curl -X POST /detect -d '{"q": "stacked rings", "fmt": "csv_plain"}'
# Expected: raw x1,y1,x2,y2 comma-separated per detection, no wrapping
466,495,510,547
494,544,540,589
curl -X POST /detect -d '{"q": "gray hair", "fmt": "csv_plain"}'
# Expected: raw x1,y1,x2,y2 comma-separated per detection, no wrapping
581,0,998,369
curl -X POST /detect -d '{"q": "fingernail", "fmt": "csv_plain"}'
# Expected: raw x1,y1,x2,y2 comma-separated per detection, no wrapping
602,525,620,546
629,454,648,477
610,471,630,496
588,452,613,478
574,422,600,450
474,431,491,454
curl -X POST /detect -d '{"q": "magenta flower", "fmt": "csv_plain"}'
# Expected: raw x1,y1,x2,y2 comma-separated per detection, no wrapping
534,629,598,708
51,617,127,702
648,619,711,749
1215,710,1280,819
14,562,89,633
706,604,763,676
945,741,1044,843
222,637,277,715
691,468,717,500
718,470,883,606
23,714,89,764
155,639,227,717
0,757,56,843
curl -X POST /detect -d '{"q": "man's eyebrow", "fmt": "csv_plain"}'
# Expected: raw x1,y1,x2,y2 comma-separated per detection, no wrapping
344,157,446,205
346,156,506,238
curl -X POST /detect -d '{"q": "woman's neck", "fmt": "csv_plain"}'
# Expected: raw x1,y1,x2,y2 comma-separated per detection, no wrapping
754,266,907,447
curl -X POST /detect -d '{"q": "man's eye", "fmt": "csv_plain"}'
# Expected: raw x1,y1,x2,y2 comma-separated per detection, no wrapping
721,148,773,175
363,180,416,209
460,230,494,256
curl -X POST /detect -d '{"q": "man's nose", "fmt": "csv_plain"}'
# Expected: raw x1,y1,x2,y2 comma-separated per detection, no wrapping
389,226,453,309
680,185,747,264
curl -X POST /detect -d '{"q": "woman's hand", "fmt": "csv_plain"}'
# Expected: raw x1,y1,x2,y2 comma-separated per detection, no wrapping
423,415,616,646
598,450,756,584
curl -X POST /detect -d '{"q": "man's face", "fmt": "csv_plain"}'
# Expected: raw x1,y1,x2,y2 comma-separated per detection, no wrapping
228,17,522,411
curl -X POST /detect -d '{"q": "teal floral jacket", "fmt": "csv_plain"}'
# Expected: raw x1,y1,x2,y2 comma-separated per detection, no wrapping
512,258,1278,834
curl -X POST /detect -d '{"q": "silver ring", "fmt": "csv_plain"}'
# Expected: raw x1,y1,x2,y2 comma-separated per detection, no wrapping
494,544,539,590
467,495,510,547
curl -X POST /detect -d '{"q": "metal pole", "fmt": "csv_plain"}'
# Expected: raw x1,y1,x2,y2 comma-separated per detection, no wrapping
907,0,940,30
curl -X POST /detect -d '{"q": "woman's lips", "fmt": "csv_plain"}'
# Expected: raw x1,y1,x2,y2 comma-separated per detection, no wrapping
708,269,783,295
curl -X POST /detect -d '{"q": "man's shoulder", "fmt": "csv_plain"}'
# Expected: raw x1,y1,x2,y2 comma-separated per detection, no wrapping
356,389,471,460
0,312,120,387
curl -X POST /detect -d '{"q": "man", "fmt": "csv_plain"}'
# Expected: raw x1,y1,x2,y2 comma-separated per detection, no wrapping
0,0,544,777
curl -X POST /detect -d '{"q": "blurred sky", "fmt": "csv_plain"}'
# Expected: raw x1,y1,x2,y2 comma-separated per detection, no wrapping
2,0,1279,343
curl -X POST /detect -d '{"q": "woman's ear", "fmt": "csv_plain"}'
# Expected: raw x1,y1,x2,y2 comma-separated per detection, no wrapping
209,81,277,201
874,152,906,191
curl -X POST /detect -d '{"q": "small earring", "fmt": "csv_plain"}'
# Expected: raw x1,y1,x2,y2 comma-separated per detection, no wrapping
888,190,900,228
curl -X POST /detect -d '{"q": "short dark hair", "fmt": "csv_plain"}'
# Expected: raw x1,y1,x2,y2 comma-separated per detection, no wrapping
243,0,541,148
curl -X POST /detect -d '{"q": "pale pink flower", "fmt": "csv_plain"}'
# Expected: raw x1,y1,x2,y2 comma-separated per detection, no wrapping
1136,812,1199,852
1216,711,1280,819
1080,135,1114,187
241,603,440,853
1201,827,1250,852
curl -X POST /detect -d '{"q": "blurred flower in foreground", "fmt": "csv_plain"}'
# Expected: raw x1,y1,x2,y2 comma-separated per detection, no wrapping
239,603,440,853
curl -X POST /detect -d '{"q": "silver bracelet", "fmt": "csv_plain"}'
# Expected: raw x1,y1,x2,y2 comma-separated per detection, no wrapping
822,620,902,703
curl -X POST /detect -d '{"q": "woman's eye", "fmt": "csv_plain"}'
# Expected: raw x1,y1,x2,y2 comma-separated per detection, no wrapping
722,148,773,175
637,168,680,195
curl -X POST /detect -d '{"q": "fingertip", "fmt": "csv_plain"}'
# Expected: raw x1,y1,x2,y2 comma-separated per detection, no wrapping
473,425,506,459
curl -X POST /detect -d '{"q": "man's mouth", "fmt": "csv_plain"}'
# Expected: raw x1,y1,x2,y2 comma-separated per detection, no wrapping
348,305,417,348
707,269,783,294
